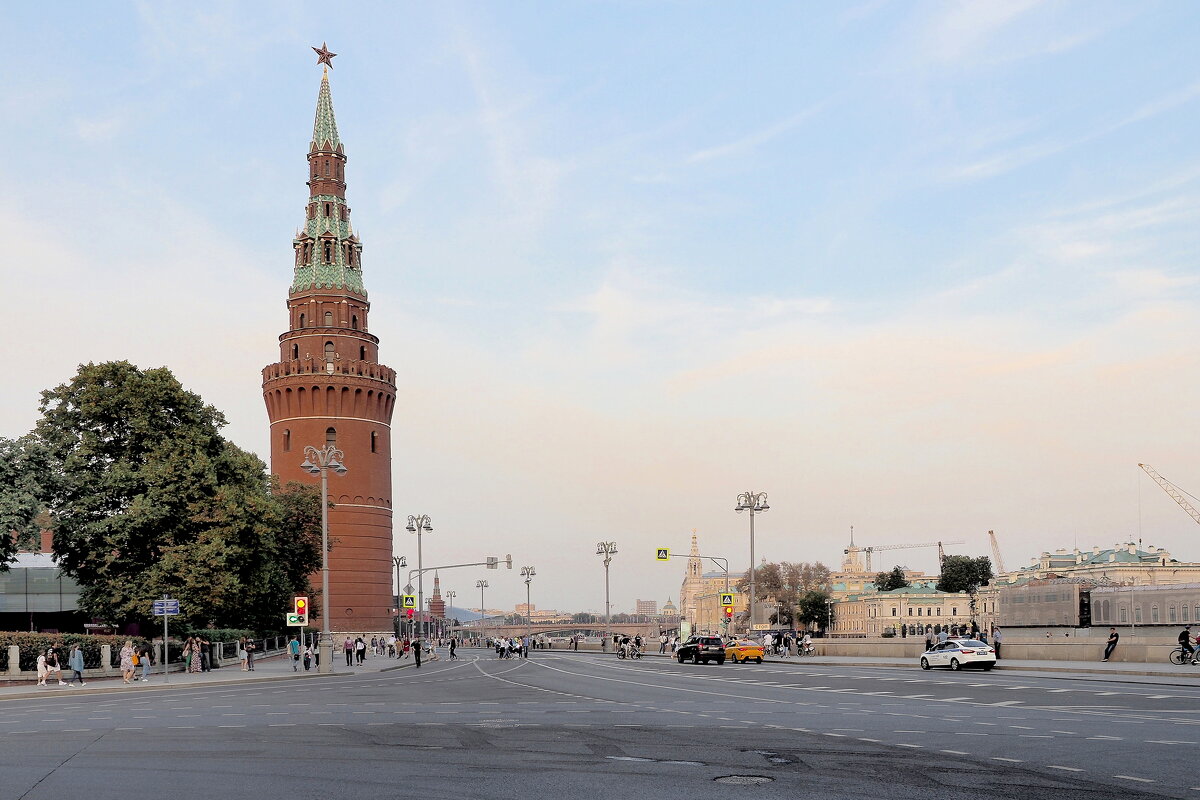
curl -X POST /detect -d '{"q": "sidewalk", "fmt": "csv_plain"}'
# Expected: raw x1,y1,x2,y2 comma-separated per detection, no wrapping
0,650,416,702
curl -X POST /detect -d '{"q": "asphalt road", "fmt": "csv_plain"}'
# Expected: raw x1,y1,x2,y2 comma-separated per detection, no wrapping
3,649,1196,799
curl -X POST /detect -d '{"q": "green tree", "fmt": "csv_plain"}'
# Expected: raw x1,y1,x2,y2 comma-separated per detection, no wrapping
737,561,832,626
936,555,994,594
874,565,911,591
33,361,323,631
795,590,834,630
0,435,50,569
572,612,597,624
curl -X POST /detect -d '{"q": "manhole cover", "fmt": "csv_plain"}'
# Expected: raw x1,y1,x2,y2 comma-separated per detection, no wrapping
714,776,774,785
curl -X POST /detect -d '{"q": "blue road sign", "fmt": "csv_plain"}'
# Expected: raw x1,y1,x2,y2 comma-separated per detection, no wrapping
152,599,181,616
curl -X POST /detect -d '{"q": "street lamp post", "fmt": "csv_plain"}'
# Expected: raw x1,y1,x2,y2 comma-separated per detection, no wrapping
476,580,489,645
446,590,456,640
735,491,769,636
596,542,617,653
521,566,536,638
405,515,433,641
301,444,348,674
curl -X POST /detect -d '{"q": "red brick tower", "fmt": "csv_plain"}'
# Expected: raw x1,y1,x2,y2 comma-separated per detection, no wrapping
262,61,396,633
428,572,446,620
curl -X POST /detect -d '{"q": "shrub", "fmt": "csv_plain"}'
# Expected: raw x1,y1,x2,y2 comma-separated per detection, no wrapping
0,632,149,671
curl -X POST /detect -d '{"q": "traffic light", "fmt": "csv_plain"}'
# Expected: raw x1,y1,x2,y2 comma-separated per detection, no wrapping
406,608,414,618
293,597,309,625
724,606,733,619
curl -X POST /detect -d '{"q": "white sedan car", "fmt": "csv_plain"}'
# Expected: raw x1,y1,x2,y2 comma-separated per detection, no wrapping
919,639,996,671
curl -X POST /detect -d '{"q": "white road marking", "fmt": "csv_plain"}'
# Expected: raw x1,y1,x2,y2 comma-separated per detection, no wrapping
1114,776,1154,783
1047,766,1083,772
992,757,1023,763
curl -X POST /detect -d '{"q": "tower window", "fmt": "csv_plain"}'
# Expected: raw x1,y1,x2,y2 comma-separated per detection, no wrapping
325,203,332,217
325,159,330,175
326,427,336,446
371,431,378,453
283,429,291,452
324,311,333,326
352,315,359,330
291,344,298,359
299,313,306,328
323,241,332,263
359,345,366,360
325,341,334,361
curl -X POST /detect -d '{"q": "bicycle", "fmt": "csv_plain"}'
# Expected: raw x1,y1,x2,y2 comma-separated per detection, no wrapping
616,645,642,660
796,643,816,657
1169,647,1199,665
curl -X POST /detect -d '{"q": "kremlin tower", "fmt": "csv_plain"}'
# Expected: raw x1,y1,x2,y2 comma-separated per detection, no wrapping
262,47,397,632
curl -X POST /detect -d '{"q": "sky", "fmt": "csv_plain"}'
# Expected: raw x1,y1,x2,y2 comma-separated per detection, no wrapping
3,1,1199,614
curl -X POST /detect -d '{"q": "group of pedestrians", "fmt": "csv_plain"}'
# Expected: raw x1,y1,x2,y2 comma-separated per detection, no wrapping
35,644,87,687
493,636,530,658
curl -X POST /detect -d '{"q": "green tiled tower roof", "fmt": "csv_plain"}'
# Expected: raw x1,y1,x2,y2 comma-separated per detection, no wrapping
311,68,341,151
291,69,363,295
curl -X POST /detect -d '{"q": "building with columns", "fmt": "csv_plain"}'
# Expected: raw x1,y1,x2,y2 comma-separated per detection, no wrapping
262,60,397,632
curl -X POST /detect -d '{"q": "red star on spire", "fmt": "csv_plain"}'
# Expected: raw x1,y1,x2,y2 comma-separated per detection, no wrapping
312,42,337,69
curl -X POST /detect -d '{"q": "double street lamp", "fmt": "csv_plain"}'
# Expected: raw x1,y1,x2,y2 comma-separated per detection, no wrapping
300,444,347,674
521,566,536,637
735,491,769,636
476,579,489,644
596,542,617,652
405,514,433,640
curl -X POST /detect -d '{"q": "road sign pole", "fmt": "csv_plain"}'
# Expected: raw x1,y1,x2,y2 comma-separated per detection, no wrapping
162,593,169,683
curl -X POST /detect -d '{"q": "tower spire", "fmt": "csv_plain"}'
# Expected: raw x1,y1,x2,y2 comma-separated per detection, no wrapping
292,68,362,294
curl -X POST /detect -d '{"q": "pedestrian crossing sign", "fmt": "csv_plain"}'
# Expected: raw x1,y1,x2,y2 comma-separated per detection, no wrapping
720,593,735,607
401,595,416,610
656,548,671,561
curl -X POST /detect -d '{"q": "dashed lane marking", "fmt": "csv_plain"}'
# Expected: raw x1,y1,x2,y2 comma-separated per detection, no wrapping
1114,776,1155,783
1047,766,1083,772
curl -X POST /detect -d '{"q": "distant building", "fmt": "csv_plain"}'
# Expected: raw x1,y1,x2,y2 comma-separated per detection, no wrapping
1003,543,1200,586
635,599,658,616
679,534,746,629
661,597,679,618
428,572,446,619
515,603,535,616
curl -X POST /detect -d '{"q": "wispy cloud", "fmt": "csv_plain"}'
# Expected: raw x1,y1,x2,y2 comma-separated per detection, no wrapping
921,0,1044,64
687,105,825,164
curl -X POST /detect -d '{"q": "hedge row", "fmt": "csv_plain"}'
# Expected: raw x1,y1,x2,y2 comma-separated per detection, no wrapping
0,632,151,672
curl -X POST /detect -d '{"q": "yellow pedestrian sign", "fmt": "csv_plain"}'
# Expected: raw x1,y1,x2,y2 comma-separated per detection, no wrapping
655,548,671,561
401,595,417,610
720,593,736,607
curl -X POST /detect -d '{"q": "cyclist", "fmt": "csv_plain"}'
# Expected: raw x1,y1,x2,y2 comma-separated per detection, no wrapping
1180,625,1195,664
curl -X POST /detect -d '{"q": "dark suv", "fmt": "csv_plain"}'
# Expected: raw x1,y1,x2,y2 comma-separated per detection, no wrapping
676,636,725,665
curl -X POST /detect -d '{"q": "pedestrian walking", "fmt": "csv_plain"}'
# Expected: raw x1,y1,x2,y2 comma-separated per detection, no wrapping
355,636,366,665
449,638,457,660
66,644,86,686
245,638,257,671
1102,627,1119,662
119,640,136,684
303,644,313,671
140,643,153,681
288,636,300,671
36,650,49,686
238,637,248,671
992,627,1003,659
343,637,354,667
200,637,212,672
187,637,202,674
413,637,422,668
45,647,67,685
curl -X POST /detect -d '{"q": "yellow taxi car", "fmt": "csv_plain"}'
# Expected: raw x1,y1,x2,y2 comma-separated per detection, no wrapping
724,639,765,664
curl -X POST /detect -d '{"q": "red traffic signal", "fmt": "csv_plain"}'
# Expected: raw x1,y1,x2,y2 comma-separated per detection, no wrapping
293,597,309,624
724,607,733,618
406,608,414,617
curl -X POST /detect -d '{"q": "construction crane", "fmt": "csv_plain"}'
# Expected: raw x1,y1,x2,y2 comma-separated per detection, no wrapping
1139,463,1200,527
988,530,1007,574
845,540,965,572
